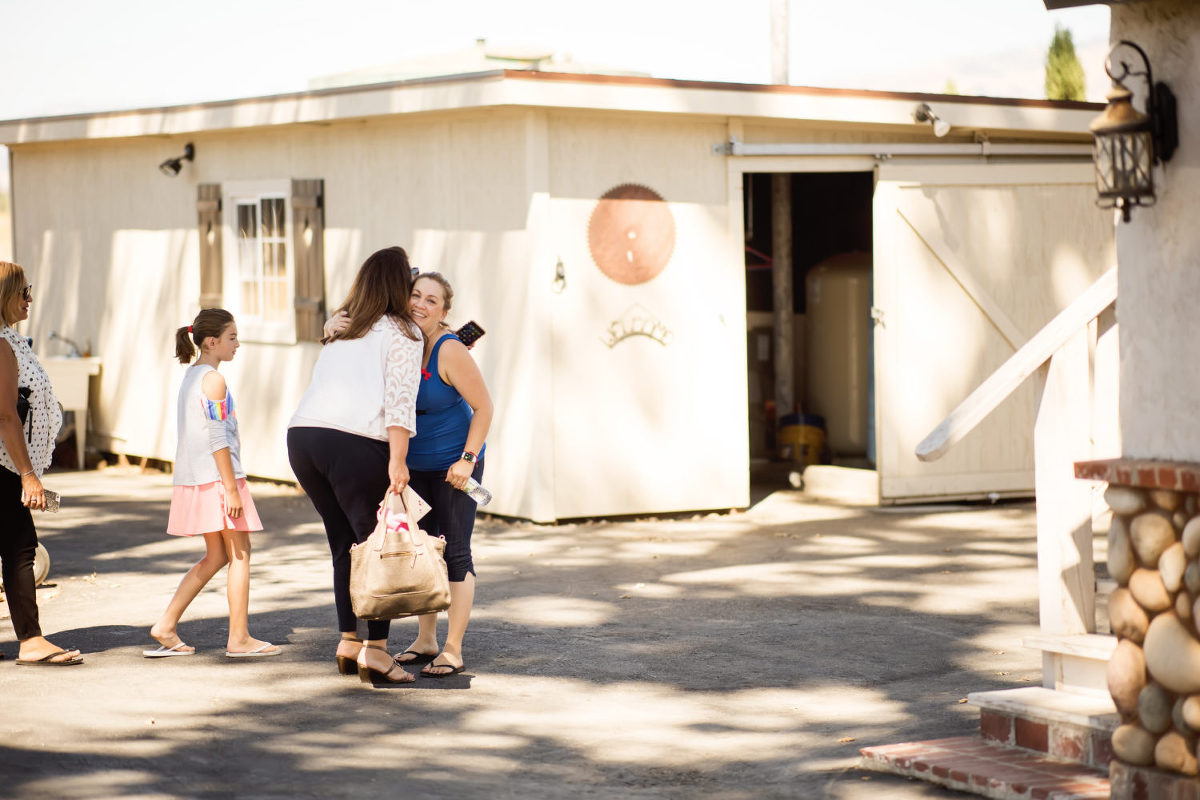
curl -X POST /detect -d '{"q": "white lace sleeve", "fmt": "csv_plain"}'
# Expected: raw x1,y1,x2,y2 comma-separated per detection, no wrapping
384,320,422,433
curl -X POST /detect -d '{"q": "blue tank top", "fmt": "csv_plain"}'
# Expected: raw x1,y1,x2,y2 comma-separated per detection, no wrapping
408,333,486,471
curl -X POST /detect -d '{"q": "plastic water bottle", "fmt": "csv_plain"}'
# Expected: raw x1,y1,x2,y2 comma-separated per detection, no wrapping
463,477,492,506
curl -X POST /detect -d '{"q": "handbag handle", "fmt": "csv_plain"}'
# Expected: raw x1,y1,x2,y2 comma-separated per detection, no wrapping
372,488,419,552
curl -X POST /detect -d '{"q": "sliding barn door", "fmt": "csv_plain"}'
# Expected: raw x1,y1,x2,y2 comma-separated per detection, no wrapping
872,161,1114,502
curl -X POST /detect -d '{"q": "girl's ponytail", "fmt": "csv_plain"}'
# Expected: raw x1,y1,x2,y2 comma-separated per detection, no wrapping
175,326,196,364
176,309,234,365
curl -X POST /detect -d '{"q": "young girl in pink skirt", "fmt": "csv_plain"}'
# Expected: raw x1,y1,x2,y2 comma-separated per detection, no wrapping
143,309,280,659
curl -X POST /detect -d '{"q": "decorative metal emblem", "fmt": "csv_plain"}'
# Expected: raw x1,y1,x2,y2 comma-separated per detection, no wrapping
600,304,673,349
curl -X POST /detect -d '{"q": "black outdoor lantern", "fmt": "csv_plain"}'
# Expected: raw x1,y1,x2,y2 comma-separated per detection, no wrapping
1089,40,1178,223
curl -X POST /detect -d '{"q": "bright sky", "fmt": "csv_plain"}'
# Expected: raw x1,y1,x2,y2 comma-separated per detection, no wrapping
0,0,1111,190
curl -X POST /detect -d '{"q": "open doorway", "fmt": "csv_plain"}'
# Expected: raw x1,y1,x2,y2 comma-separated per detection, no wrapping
744,171,875,485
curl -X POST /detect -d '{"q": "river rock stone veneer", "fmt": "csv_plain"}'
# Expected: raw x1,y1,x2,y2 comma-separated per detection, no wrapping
1076,458,1200,778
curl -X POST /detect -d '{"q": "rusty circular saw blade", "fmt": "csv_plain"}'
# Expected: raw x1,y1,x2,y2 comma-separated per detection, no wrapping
587,183,676,286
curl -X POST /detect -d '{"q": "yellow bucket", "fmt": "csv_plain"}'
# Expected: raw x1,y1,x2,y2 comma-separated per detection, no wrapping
778,415,825,466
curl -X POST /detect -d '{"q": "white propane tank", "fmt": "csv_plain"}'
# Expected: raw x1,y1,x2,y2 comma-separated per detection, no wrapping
804,251,872,458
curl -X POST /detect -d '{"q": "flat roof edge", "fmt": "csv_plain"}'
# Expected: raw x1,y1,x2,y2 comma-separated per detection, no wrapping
0,69,512,128
0,69,1104,145
502,70,1104,112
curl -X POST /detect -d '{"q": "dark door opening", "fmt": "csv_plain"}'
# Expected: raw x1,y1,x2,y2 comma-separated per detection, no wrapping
744,171,875,493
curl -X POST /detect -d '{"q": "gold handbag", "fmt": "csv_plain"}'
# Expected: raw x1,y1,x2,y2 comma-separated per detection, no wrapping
349,490,451,620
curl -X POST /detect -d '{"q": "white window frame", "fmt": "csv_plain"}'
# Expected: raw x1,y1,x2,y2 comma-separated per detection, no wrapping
221,180,296,344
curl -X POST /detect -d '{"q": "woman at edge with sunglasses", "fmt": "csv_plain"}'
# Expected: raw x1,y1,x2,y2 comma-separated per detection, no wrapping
0,263,83,666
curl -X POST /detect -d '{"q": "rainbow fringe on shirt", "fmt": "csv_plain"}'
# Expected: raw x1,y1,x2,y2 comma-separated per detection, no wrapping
202,393,234,421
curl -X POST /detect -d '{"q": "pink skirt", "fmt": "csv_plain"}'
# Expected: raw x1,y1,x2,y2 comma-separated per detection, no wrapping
167,478,263,536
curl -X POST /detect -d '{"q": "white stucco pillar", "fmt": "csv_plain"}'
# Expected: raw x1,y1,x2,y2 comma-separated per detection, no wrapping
1112,1,1200,461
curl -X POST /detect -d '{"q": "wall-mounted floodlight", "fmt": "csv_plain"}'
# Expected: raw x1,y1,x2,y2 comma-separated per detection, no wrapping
913,103,951,138
158,143,195,177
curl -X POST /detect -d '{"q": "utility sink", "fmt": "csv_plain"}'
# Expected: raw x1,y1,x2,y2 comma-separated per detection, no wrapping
41,357,102,469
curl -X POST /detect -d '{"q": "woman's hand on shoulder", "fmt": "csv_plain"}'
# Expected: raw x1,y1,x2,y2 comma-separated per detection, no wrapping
323,311,350,340
201,369,227,401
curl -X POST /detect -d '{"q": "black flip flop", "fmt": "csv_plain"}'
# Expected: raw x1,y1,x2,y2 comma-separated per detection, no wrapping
394,650,437,666
421,661,465,678
16,650,83,666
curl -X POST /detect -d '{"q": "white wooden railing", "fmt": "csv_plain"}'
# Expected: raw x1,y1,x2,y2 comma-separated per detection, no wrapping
917,267,1119,693
916,268,1117,462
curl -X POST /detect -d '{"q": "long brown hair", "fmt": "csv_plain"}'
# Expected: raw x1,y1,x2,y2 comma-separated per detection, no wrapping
327,246,420,343
175,308,234,364
0,261,28,326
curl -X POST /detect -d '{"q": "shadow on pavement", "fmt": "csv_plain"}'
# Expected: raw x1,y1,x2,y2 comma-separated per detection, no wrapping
0,470,1028,799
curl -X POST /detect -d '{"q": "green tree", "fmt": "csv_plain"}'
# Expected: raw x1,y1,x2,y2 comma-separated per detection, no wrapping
1045,24,1086,101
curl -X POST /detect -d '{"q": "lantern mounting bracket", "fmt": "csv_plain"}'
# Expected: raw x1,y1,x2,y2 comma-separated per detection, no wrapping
1105,40,1177,164
1090,40,1179,222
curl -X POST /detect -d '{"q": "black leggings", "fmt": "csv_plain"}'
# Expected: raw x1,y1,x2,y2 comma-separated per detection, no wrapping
287,427,391,641
0,467,41,640
408,459,483,582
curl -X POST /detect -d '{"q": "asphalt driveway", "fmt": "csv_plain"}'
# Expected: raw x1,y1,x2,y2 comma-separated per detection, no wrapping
0,468,1043,799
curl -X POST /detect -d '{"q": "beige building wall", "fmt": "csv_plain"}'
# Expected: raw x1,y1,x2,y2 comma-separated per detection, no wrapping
11,111,556,518
3,75,1108,519
545,112,747,517
9,106,750,520
1110,1,1200,461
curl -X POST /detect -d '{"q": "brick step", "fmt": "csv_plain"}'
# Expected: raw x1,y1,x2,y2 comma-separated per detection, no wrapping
859,736,1109,800
970,686,1118,768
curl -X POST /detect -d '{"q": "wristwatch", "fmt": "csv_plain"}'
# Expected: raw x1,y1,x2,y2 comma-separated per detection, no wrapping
460,450,477,463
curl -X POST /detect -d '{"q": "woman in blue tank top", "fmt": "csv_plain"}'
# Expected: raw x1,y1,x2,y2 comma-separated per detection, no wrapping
395,272,493,677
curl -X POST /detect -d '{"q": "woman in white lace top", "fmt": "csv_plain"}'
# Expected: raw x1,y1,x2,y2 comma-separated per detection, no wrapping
288,246,423,684
0,261,81,666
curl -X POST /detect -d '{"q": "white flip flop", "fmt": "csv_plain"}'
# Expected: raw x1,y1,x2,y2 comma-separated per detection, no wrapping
143,642,195,658
225,642,281,658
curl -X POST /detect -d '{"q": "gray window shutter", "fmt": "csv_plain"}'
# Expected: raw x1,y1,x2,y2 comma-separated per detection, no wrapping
292,179,326,342
197,184,223,309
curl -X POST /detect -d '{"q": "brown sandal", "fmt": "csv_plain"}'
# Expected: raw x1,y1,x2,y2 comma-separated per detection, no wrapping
335,636,362,676
357,645,415,685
